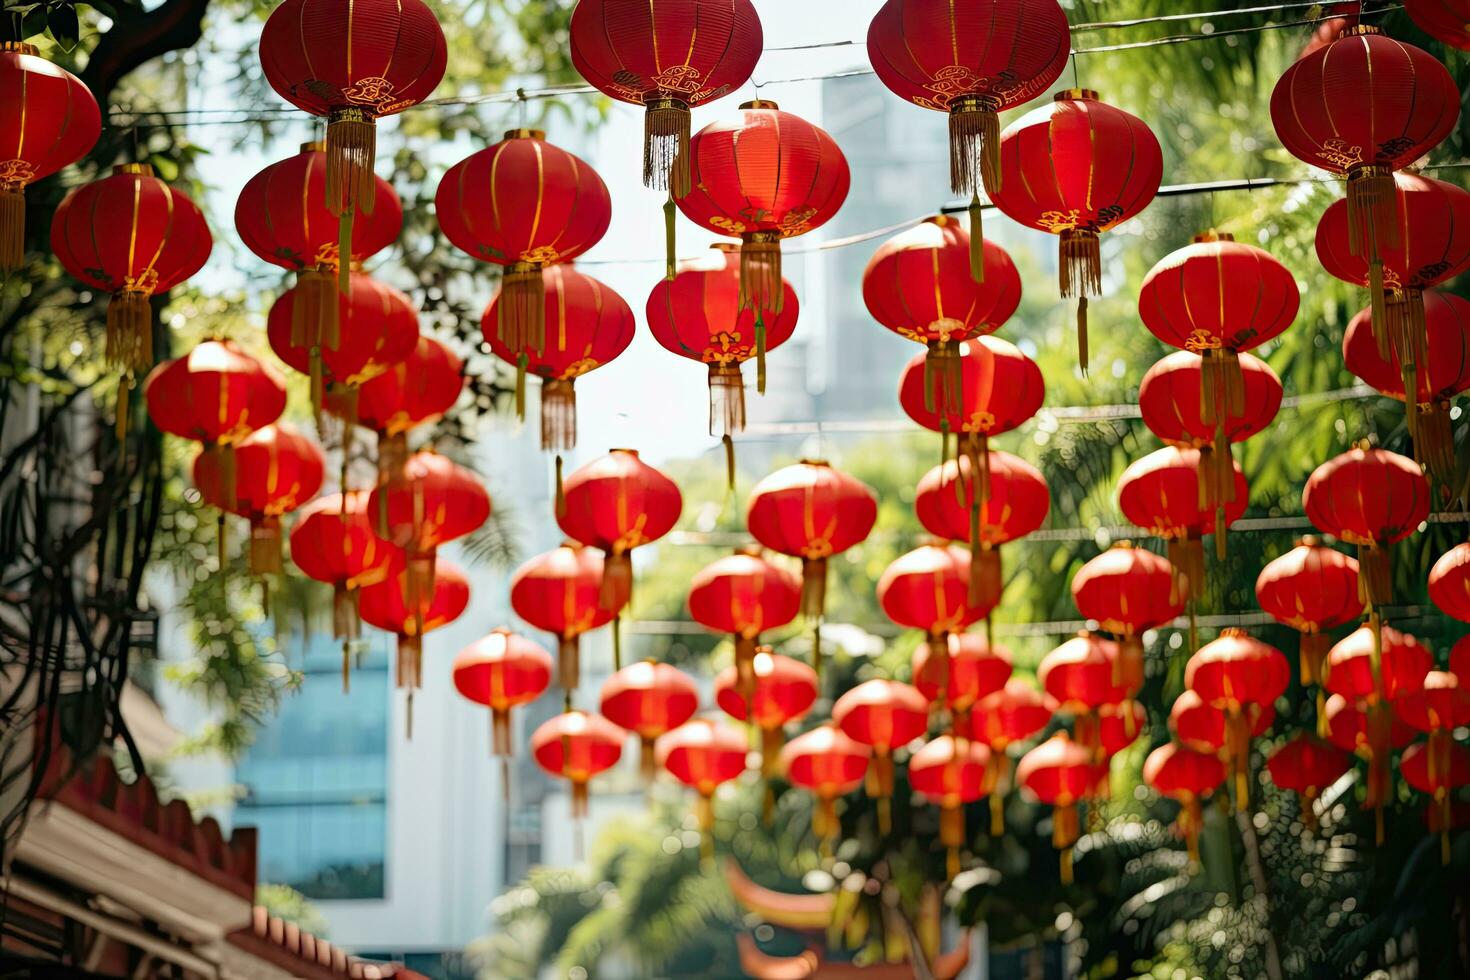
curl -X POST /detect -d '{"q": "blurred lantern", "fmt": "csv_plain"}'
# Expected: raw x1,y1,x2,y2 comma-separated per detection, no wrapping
1143,742,1226,865
52,163,211,374
646,244,798,454
531,711,625,818
144,341,287,472
879,545,994,679
1341,289,1470,481
1407,0,1470,49
452,629,553,755
569,0,761,199
1016,733,1107,884
359,554,470,686
676,100,849,315
437,130,611,355
990,90,1162,367
915,449,1049,605
1185,629,1290,808
260,0,445,235
1039,633,1132,761
512,542,626,690
485,265,635,452
692,545,805,714
1255,539,1364,688
1303,446,1430,608
599,661,700,779
1170,689,1275,757
657,719,749,847
714,649,818,776
780,725,870,850
0,42,100,269
1071,545,1184,691
832,679,929,834
912,633,1012,721
193,424,324,578
866,0,1070,204
969,679,1052,835
1401,738,1470,863
1118,446,1248,589
1266,734,1353,830
1393,671,1470,843
909,735,995,879
1430,543,1470,623
333,335,464,486
1324,692,1417,756
1095,700,1148,759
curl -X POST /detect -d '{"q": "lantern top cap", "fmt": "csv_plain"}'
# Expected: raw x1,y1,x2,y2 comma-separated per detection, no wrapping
797,458,830,467
741,99,780,111
504,128,547,141
1,42,39,55
1192,230,1234,243
114,163,155,177
1056,88,1099,102
609,447,640,457
1296,535,1320,548
735,543,763,558
710,242,741,254
1218,626,1249,640
1339,25,1383,39
300,140,326,153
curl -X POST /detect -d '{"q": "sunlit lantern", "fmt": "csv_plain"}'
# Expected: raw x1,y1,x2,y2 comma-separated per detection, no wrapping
779,725,870,851
968,679,1053,835
1184,629,1289,808
1430,543,1470,624
452,629,554,755
1071,544,1184,692
1169,689,1274,758
359,556,470,730
599,661,700,779
1117,446,1247,590
1039,633,1133,761
715,649,818,777
689,548,802,698
1266,734,1353,831
878,544,994,671
1400,737,1470,864
1143,742,1226,866
512,542,627,691
908,735,995,879
1255,539,1363,688
531,710,625,818
912,633,1013,722
832,679,929,834
1016,733,1107,884
657,719,750,847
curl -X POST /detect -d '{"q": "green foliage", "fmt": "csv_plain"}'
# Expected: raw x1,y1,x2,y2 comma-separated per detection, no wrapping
257,882,330,937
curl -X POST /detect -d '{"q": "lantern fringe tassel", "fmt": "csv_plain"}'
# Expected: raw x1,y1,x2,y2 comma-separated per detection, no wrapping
498,262,547,357
107,290,153,372
332,584,361,643
1059,230,1100,373
490,707,512,756
1345,165,1398,357
325,108,377,219
644,98,692,198
866,751,895,835
708,363,746,437
557,635,580,691
739,233,783,315
1358,543,1392,609
1167,537,1205,605
601,550,632,611
923,338,963,419
988,754,1009,836
968,194,985,282
0,183,23,271
800,557,829,620
948,95,1001,199
542,379,577,452
1053,803,1080,885
292,266,342,415
940,804,965,880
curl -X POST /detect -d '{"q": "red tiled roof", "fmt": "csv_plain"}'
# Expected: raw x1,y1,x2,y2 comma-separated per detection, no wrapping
229,908,430,980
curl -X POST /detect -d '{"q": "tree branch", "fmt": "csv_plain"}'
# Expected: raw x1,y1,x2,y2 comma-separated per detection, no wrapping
80,0,212,107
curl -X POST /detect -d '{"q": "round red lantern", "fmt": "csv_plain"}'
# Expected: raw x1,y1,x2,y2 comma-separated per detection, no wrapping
1266,734,1353,829
1138,233,1299,356
1185,629,1290,807
780,725,870,848
908,735,995,878
1325,692,1416,758
1402,737,1470,862
512,542,626,691
288,490,395,654
691,549,802,696
1326,624,1434,704
486,265,635,451
714,649,818,775
912,633,1012,717
878,544,994,657
1169,689,1275,756
1039,633,1132,758
1395,670,1470,735
1016,733,1107,883
832,679,929,833
531,711,625,817
599,661,700,779
52,164,212,373
1255,539,1363,686
359,556,469,696
0,41,100,269
1094,700,1148,760
452,629,553,755
657,719,749,837
1429,543,1470,623
1138,351,1282,450
334,335,464,483
437,130,611,354
899,336,1045,451
990,90,1162,366
1071,545,1184,691
144,340,286,448
1143,742,1226,864
969,679,1052,835
1407,0,1470,50
1303,446,1430,608
1118,446,1248,590
676,101,850,314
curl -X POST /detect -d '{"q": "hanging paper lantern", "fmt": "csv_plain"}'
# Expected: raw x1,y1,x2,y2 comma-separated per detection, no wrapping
452,629,554,755
333,335,464,484
780,725,870,849
909,735,994,878
968,679,1052,835
1395,670,1470,735
531,711,625,817
485,264,635,451
1138,351,1283,451
912,633,1012,720
1039,633,1133,760
260,0,445,226
569,0,762,196
1169,689,1275,757
1266,734,1353,830
1326,624,1433,705
714,649,818,776
1255,539,1364,687
193,424,325,577
657,719,749,839
0,41,100,269
1071,545,1184,692
512,542,627,691
144,340,286,448
866,0,1070,199
1401,737,1470,863
1185,629,1290,808
878,545,995,670
832,679,929,834
899,336,1045,460
1429,542,1470,622
1094,700,1148,760
1143,742,1226,865
1118,446,1248,591
1407,0,1470,50
676,100,850,314
646,243,799,435
360,557,470,714
599,661,700,779
288,490,395,657
1303,446,1431,608
52,164,212,372
1325,691,1416,754
437,129,611,355
1016,733,1107,884
990,90,1162,367
690,549,802,697
1341,289,1470,481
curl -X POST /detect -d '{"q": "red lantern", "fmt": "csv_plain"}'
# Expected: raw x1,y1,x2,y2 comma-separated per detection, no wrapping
1071,545,1184,691
866,0,1070,198
1266,734,1353,829
437,130,611,355
193,423,325,576
878,545,994,667
531,711,625,817
1185,629,1290,807
260,0,445,221
1303,446,1430,608
359,556,469,697
909,735,994,878
452,629,553,755
657,719,749,838
1095,701,1148,760
512,542,626,690
1455,635,1470,680
912,633,1012,718
1429,542,1470,623
990,90,1162,366
1401,737,1470,862
1395,670,1470,734
1255,539,1364,687
1170,689,1275,756
714,649,818,775
969,679,1052,835
832,679,929,833
334,335,464,483
599,661,700,779
899,336,1044,452
1342,289,1470,480
569,0,761,195
0,41,100,269
52,164,212,372
676,101,850,315
486,265,635,451
288,490,395,658
1407,0,1470,49
1118,446,1248,591
690,550,802,695
1016,733,1107,883
1143,742,1226,864
1326,624,1433,704
1138,351,1282,450
1039,633,1133,759
144,340,286,448
780,725,870,848
1325,692,1416,757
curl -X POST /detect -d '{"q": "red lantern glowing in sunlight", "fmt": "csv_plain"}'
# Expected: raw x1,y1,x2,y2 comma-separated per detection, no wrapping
1429,543,1470,623
600,661,699,779
360,557,470,711
780,725,870,848
676,100,850,315
879,545,994,665
833,679,929,834
1071,545,1183,692
715,649,818,776
1039,633,1133,760
1255,539,1364,687
1395,670,1470,747
437,129,612,355
1118,446,1248,592
512,542,626,691
1169,689,1275,757
913,633,1012,718
1401,737,1470,863
969,679,1052,836
1303,446,1430,608
531,711,625,817
909,735,994,878
1407,0,1470,50
145,340,286,449
1185,629,1289,808
990,90,1162,367
334,335,464,484
1266,734,1353,830
690,549,802,696
452,629,553,755
52,163,212,373
1016,733,1106,884
1143,742,1226,865
485,265,635,451
1095,700,1148,759
657,719,749,839
288,490,395,655
1325,692,1417,756
1138,350,1282,451
866,0,1070,200
0,41,100,269
1327,624,1434,705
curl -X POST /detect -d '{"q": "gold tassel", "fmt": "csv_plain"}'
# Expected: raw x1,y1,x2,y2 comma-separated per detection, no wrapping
1359,543,1392,609
948,94,1001,196
800,557,828,619
739,232,783,313
249,516,284,577
924,339,961,420
342,638,351,694
708,363,746,436
1053,803,1080,885
644,97,691,197
216,513,228,573
601,551,632,611
333,583,360,641
555,455,566,519
1369,259,1391,358
325,107,377,217
491,707,512,756
1346,165,1398,355
723,434,736,493
940,804,965,880
811,619,822,679
663,193,677,281
498,262,547,357
1059,229,1100,372
557,635,580,691
0,183,24,271
541,378,577,452
1167,537,1205,604
514,354,528,421
115,374,132,442
106,289,153,372
612,613,623,670
968,193,985,282
754,312,767,395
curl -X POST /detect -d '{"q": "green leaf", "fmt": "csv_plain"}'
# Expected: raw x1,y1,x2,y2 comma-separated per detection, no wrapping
148,154,180,183
45,1,77,51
